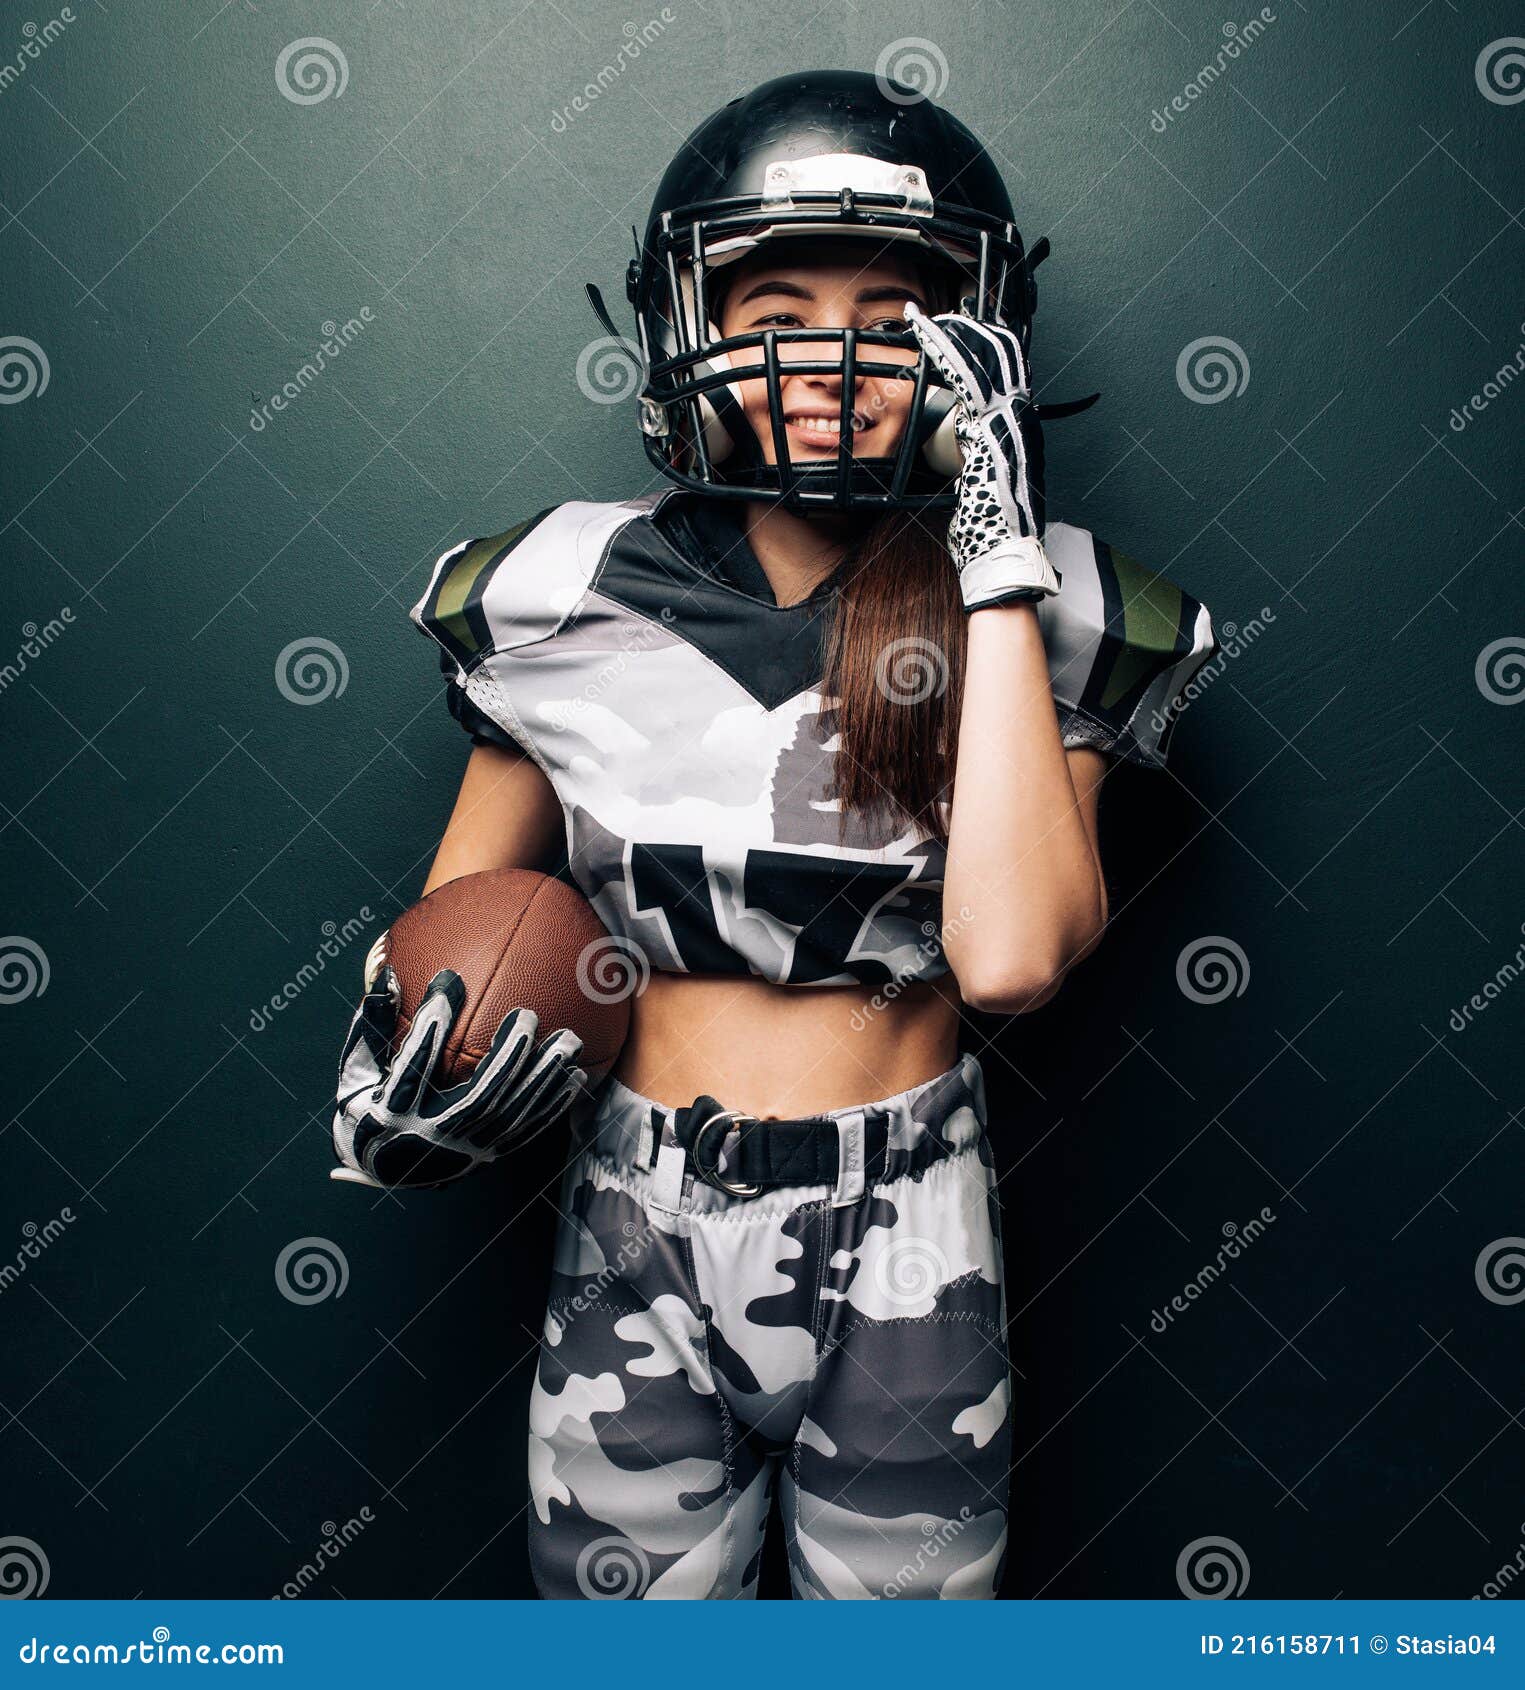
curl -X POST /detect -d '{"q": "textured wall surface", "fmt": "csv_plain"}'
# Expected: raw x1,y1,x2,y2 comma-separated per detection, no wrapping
1,0,1521,1600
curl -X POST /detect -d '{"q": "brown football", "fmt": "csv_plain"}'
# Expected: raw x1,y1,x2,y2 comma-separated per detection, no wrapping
371,867,634,1087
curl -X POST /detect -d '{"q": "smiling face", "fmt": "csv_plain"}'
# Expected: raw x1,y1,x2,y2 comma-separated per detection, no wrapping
712,238,952,466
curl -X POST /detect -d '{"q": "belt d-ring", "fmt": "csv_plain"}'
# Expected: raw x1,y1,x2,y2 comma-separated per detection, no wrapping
689,1108,761,1198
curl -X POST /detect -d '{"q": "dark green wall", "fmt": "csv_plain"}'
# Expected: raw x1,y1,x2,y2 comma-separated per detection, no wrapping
2,0,1521,1599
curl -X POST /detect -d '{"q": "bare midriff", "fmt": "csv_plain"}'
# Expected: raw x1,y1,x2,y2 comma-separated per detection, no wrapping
611,969,963,1118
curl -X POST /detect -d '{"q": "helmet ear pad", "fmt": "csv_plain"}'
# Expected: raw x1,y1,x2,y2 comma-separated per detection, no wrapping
692,325,748,468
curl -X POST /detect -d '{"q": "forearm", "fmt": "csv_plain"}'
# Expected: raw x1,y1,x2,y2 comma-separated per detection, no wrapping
942,603,1106,1006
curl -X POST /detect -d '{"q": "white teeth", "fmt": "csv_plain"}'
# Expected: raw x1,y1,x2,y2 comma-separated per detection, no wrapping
787,415,863,434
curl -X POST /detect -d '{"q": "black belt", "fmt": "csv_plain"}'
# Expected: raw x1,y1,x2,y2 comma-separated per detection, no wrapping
665,1094,889,1197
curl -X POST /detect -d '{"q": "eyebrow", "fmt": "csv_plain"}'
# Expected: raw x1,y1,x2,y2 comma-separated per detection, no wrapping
730,278,926,310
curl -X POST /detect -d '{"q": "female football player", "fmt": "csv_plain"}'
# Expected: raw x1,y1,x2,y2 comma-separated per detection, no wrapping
330,70,1216,1600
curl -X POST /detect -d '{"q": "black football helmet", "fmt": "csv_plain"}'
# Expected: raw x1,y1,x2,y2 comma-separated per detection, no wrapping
586,68,1096,517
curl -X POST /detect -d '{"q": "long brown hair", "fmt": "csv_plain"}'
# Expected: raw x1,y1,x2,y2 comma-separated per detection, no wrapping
825,511,965,847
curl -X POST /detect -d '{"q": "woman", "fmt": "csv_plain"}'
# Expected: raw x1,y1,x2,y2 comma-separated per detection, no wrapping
330,71,1216,1599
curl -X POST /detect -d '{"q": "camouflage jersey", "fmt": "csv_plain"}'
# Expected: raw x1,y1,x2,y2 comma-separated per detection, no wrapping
411,489,1216,989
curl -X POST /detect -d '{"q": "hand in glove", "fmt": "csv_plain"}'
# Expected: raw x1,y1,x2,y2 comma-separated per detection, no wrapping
903,301,1058,608
330,965,587,1190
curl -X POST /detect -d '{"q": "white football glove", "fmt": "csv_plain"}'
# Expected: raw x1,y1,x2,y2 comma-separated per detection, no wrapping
904,301,1058,608
329,965,588,1190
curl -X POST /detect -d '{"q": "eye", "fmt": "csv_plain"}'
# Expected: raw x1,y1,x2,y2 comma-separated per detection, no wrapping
867,314,910,333
754,312,804,328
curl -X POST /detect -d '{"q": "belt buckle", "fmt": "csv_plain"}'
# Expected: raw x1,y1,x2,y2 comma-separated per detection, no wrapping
690,1108,762,1197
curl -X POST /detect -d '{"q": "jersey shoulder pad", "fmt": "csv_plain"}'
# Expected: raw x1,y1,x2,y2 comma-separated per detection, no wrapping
411,497,657,671
1038,521,1217,769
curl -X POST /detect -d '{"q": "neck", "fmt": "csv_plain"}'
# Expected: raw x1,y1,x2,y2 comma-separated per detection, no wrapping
743,497,858,606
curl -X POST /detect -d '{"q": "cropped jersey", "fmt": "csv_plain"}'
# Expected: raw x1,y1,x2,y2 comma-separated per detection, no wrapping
412,489,1216,989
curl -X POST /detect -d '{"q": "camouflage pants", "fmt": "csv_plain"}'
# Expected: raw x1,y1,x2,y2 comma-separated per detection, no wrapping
527,1052,1011,1599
